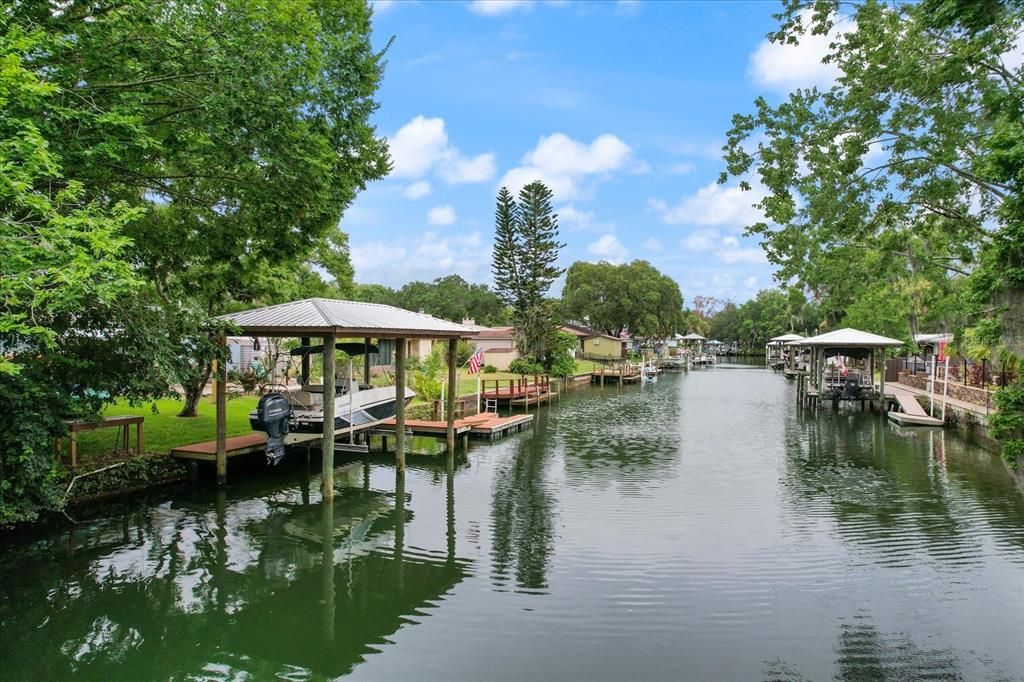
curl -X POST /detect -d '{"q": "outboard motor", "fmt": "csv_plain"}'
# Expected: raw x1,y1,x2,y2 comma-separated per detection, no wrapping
256,393,291,465
843,378,859,399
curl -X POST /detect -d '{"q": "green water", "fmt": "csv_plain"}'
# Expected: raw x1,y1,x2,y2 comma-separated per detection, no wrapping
3,365,1024,680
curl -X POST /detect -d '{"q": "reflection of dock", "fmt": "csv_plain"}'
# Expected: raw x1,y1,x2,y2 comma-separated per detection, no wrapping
375,413,534,442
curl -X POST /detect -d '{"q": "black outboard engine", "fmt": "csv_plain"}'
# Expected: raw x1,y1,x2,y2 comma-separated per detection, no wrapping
843,378,859,399
256,393,291,465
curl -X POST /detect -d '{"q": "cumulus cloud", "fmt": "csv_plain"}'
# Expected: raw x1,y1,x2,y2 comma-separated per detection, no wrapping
717,247,768,265
722,235,739,248
587,234,629,262
682,228,718,251
427,205,457,225
402,180,432,199
468,0,532,15
351,231,488,286
650,181,765,228
642,237,662,251
668,161,695,175
558,205,615,233
745,275,758,290
388,115,496,184
500,132,633,200
748,9,849,93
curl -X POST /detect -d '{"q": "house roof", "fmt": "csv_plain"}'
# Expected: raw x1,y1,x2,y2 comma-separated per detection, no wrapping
800,328,905,348
474,326,515,340
560,322,600,337
218,298,477,339
583,332,624,342
914,332,954,346
681,333,706,341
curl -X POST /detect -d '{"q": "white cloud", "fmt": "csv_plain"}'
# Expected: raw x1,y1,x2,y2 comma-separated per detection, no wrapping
371,0,397,12
722,235,739,248
387,115,496,184
587,234,629,262
745,275,758,290
748,9,848,93
500,132,633,200
440,152,497,184
642,237,662,251
557,204,614,233
650,181,765,227
427,205,457,225
682,228,718,251
402,180,432,199
468,0,532,15
352,231,489,286
717,247,768,265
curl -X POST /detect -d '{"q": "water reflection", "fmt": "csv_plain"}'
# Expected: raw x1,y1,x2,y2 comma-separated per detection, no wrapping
490,426,557,592
0,464,469,680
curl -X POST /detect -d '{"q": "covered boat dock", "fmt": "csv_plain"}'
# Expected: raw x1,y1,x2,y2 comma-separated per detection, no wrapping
179,298,477,495
795,328,905,411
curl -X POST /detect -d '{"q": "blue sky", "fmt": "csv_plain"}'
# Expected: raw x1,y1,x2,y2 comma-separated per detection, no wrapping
345,0,841,304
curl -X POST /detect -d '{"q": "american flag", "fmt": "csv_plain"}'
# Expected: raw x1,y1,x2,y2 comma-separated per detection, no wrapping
467,345,484,374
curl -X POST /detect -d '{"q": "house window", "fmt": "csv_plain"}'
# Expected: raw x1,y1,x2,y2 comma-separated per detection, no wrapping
594,339,600,345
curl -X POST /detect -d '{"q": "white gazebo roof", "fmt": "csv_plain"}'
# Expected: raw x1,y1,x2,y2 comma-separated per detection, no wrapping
800,328,904,348
681,333,706,341
768,333,805,344
219,298,477,339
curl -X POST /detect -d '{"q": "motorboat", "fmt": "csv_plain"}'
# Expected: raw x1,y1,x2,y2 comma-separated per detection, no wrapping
250,342,414,463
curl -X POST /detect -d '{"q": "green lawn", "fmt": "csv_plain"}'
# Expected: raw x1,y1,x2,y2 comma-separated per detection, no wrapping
74,397,259,459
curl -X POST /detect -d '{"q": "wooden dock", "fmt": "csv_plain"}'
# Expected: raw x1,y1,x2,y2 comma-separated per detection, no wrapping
591,364,641,385
376,413,534,441
885,385,943,426
171,431,333,462
480,376,552,407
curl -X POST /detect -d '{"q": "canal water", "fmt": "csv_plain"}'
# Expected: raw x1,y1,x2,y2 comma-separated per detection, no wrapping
3,364,1024,680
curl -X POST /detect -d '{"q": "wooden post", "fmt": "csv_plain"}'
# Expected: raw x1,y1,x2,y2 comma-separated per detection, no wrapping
136,421,143,455
395,338,407,471
210,358,218,405
215,335,227,486
878,346,886,408
300,336,311,385
321,332,336,499
364,337,372,386
446,338,457,455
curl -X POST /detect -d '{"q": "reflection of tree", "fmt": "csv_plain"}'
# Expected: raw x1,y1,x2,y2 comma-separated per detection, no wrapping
490,433,556,591
557,379,681,488
0,466,469,680
833,613,962,681
782,411,1024,560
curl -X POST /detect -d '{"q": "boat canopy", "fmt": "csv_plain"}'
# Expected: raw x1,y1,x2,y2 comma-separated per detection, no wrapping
290,342,380,357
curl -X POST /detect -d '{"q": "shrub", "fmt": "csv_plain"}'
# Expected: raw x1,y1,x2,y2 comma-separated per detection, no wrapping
482,365,498,374
509,358,544,375
990,381,1024,468
410,347,443,401
0,370,70,524
547,331,579,378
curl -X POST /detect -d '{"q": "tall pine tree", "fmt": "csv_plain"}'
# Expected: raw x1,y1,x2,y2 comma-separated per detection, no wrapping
492,186,520,306
490,182,565,364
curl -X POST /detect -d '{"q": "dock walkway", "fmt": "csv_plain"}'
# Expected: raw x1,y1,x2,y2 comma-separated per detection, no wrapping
884,384,943,426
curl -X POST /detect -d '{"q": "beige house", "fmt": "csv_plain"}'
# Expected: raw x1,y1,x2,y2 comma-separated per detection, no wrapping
461,320,520,370
582,333,627,360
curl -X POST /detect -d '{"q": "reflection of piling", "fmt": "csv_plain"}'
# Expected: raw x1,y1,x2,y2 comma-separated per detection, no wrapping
394,471,406,594
446,456,455,565
321,501,335,642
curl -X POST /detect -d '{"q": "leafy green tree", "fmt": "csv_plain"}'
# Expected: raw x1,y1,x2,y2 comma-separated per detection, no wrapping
722,0,1023,346
562,260,684,339
490,182,565,364
7,0,390,417
392,275,509,326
